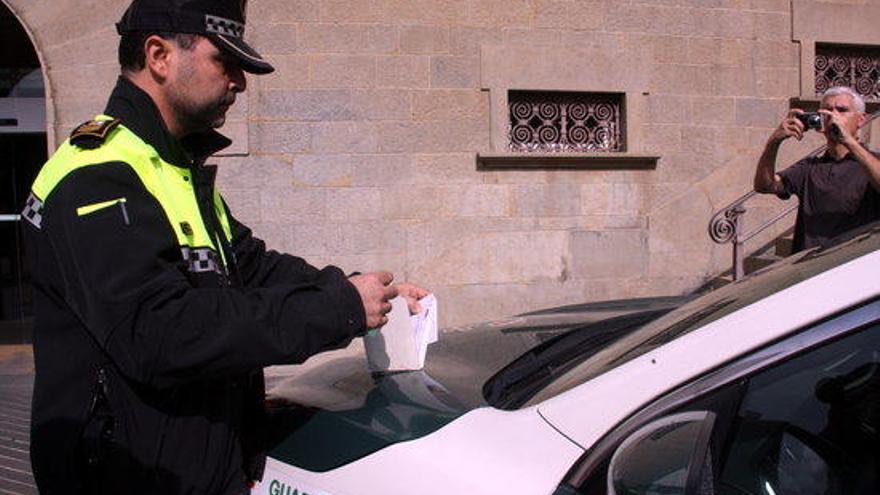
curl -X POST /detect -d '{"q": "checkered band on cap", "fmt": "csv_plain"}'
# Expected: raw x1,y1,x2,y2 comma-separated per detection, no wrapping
181,246,224,275
22,193,44,229
205,15,244,38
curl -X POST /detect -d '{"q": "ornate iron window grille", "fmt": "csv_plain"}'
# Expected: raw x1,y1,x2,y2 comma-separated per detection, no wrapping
508,91,624,152
815,44,880,100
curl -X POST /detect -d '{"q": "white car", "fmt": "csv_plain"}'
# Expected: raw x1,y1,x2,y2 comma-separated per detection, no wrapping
253,223,880,495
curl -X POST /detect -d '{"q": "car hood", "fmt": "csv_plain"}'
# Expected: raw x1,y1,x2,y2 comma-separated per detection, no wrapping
263,296,685,472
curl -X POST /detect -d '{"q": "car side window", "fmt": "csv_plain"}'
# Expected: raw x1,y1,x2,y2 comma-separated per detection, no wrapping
717,322,880,495
563,319,880,495
607,411,715,495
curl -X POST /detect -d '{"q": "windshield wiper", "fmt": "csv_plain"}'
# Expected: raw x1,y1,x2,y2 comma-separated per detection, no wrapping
483,307,676,410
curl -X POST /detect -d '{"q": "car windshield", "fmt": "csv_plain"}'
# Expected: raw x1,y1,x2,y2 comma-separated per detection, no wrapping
524,223,880,407
482,305,680,409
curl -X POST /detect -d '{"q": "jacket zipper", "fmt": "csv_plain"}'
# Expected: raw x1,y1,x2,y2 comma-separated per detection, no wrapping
118,200,130,225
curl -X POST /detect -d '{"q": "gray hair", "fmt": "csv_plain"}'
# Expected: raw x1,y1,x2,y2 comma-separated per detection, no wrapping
821,86,866,113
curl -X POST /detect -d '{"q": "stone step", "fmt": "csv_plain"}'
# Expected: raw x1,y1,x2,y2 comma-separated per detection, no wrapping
775,234,794,257
700,250,787,292
744,254,783,274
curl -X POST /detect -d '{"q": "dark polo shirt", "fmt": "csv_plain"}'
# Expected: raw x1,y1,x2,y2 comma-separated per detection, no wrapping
779,150,880,252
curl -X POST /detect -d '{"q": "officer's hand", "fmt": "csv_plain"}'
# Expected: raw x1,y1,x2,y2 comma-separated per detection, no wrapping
349,271,399,329
395,282,431,314
770,109,806,143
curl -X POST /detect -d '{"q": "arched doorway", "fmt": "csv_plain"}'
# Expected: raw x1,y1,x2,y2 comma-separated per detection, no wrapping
0,2,44,345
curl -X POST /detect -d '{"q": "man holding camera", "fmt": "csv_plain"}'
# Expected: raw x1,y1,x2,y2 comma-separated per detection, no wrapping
754,86,880,252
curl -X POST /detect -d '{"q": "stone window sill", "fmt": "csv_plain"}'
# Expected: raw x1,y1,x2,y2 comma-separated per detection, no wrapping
476,152,659,170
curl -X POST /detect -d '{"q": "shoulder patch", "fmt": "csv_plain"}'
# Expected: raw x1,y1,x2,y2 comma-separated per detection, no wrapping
70,118,121,149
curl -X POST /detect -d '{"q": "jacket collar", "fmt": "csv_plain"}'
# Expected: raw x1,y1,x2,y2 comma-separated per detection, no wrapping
104,76,232,166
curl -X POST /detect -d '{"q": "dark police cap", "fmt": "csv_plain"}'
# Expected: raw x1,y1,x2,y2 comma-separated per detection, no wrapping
116,0,274,74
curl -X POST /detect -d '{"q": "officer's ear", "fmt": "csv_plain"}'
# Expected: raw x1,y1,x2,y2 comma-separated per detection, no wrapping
143,34,175,82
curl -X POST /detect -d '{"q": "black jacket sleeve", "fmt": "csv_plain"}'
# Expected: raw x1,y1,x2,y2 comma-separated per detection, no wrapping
226,206,324,289
42,163,366,389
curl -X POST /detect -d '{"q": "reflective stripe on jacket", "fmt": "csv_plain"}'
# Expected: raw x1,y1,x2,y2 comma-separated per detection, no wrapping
27,114,234,278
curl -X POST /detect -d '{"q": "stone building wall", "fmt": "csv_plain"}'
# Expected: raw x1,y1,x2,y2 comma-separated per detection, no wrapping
5,0,880,327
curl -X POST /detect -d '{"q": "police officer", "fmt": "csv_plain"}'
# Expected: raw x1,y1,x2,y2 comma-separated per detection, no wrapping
22,1,425,493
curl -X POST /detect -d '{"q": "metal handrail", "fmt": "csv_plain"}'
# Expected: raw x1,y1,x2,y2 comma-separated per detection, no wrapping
708,109,880,280
741,203,798,245
708,192,797,280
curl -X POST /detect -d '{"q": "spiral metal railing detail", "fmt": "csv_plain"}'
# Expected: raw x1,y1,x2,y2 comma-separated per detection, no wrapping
708,193,796,280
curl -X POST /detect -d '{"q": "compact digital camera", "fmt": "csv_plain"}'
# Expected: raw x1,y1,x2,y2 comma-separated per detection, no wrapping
796,112,823,131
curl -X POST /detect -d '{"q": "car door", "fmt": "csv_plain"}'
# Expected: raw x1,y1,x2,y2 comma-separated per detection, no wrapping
555,298,880,495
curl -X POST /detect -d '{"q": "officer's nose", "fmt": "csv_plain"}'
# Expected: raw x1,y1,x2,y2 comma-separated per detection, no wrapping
229,65,247,93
